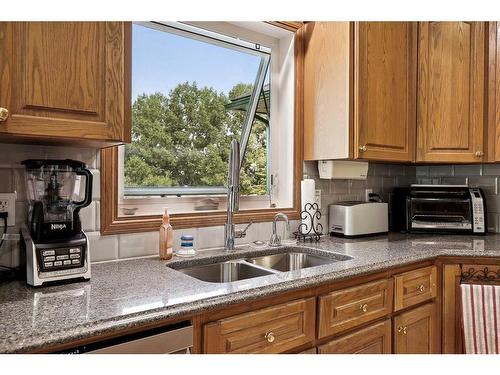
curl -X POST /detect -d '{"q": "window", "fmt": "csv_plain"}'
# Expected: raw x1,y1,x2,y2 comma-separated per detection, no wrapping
101,21,302,233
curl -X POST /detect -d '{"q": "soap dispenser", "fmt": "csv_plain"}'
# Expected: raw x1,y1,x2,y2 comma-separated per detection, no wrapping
159,208,173,260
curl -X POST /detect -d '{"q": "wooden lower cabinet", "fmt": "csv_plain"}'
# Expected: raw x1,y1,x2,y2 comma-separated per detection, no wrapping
442,262,500,353
318,278,393,338
199,261,447,354
203,298,316,354
394,266,437,311
393,303,438,354
318,320,392,354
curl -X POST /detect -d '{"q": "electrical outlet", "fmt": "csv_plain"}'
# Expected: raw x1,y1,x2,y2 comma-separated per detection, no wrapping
365,188,373,202
0,192,16,226
314,189,322,209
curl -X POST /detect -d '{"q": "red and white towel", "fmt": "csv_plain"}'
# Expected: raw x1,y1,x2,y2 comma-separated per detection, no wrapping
461,283,500,354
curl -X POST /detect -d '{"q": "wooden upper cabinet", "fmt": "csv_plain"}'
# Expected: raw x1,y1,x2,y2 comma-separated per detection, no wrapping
354,22,417,161
303,22,416,162
0,22,131,146
417,22,486,162
487,22,500,162
303,22,353,160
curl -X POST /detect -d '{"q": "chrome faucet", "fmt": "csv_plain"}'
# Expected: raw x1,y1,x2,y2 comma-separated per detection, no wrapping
269,213,289,246
224,139,252,250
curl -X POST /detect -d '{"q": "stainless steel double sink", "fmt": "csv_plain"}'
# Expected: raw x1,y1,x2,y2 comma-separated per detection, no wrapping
168,249,352,283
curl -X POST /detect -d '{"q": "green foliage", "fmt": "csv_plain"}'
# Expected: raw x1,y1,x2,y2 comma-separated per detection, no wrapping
124,82,268,195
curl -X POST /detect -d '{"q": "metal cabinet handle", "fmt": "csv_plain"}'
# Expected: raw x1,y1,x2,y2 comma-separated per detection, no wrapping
264,331,275,343
416,284,425,292
359,303,368,313
398,326,408,335
475,151,484,157
359,145,367,152
0,107,8,122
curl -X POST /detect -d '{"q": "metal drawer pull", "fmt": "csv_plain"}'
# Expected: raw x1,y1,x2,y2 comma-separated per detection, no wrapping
264,331,275,343
359,145,367,152
398,326,407,335
360,303,368,313
0,107,8,122
416,284,425,292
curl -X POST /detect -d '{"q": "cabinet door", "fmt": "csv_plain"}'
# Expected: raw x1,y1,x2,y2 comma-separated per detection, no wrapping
318,320,392,354
303,22,353,160
487,22,500,161
0,22,131,145
417,22,485,162
394,303,438,354
355,22,417,162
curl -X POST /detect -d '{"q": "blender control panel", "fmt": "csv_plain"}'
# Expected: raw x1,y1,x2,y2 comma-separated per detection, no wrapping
39,247,84,271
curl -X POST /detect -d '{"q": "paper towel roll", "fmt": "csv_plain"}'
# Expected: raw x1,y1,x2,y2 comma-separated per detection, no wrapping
300,179,315,233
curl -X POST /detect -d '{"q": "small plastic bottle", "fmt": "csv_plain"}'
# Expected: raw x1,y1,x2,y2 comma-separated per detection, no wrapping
176,235,196,257
159,208,173,260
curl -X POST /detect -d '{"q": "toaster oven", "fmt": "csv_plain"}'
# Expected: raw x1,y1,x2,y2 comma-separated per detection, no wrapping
391,185,486,234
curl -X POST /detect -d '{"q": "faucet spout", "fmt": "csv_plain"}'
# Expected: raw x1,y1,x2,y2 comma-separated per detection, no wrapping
269,213,289,247
225,139,241,250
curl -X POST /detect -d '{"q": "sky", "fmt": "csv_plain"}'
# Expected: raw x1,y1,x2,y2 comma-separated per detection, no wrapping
132,23,262,100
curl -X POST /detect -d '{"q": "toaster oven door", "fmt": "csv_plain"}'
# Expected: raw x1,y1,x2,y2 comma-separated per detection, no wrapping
409,197,472,231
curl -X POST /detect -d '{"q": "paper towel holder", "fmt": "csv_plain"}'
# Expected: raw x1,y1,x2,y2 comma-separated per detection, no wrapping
318,160,368,180
294,203,323,242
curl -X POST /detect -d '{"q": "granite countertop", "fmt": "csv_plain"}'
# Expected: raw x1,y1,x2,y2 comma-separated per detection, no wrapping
2,232,500,353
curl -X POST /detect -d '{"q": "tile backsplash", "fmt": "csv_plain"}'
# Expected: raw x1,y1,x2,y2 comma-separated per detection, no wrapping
416,165,500,233
0,143,300,268
1,142,500,269
304,161,416,230
305,161,500,233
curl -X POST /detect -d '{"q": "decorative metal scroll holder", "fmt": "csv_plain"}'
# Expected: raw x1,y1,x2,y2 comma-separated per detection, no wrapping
294,202,323,242
461,266,500,284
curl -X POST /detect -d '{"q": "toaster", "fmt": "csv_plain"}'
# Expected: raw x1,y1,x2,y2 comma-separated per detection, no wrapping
329,201,388,237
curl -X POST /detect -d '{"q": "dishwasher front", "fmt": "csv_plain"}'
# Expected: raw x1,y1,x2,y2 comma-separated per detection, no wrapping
60,321,193,354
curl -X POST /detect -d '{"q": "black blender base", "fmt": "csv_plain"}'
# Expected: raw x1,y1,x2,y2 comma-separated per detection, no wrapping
0,267,23,282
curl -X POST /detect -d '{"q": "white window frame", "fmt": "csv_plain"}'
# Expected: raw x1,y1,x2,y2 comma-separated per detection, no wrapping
118,21,295,215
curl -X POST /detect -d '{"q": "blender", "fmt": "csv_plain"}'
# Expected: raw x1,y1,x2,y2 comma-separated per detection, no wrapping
21,159,93,286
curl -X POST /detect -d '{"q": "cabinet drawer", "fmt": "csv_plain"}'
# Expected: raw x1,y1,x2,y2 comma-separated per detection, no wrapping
394,266,437,311
203,298,315,354
318,279,393,339
318,319,392,354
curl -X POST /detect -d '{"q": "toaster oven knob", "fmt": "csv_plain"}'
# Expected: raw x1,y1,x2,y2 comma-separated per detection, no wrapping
359,145,367,152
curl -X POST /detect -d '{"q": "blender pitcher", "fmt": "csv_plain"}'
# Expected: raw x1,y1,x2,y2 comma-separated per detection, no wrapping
22,159,93,242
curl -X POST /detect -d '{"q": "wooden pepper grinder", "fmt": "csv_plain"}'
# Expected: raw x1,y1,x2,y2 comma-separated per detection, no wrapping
159,207,173,260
